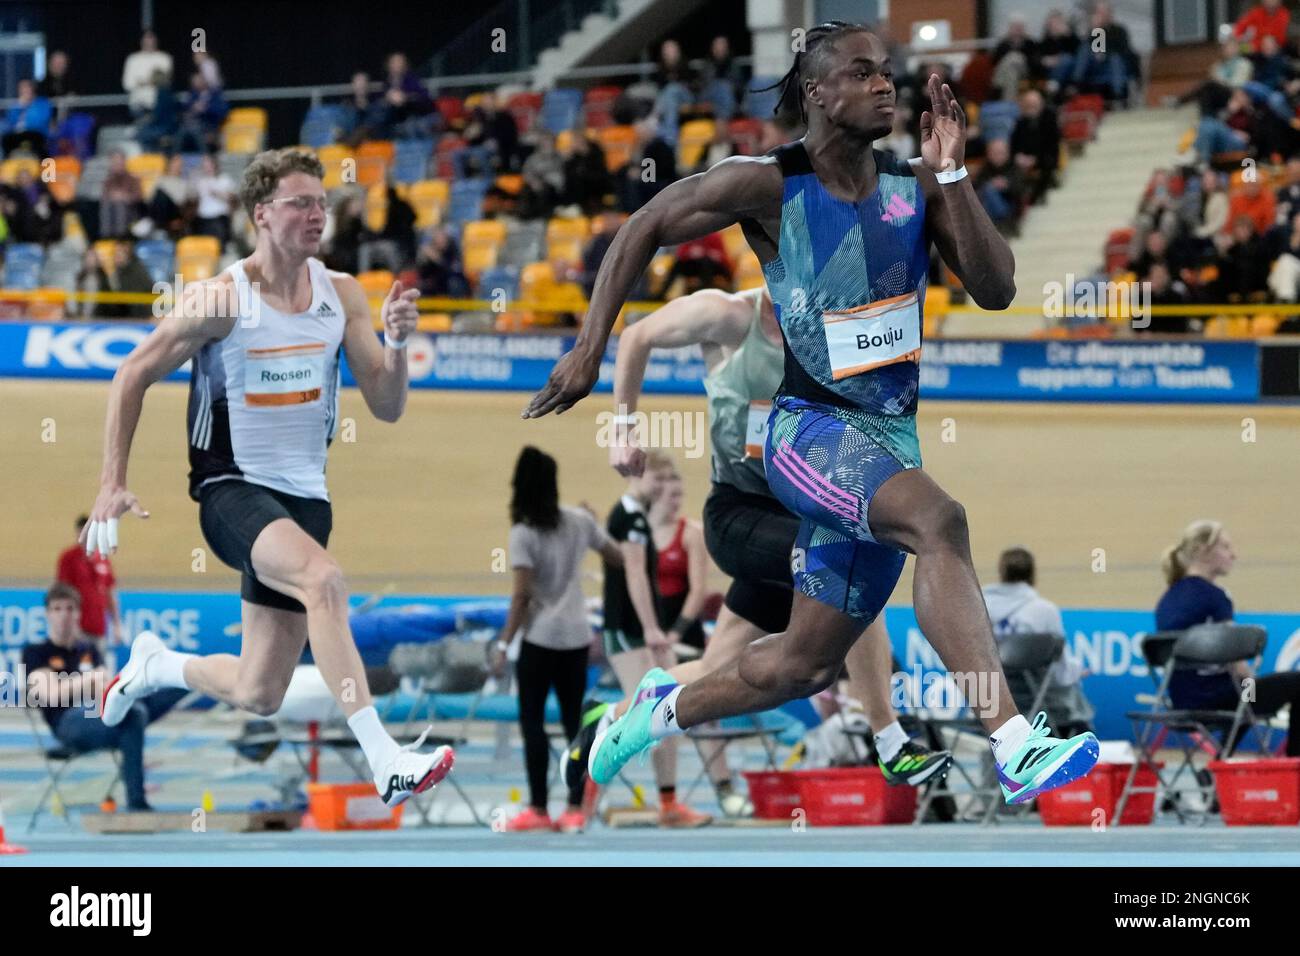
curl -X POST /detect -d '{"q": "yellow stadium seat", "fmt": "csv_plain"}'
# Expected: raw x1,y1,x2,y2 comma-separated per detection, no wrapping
317,145,355,189
407,179,449,229
365,184,388,233
734,250,765,291
93,239,119,275
462,219,508,247
176,235,221,283
677,119,716,170
420,313,453,333
222,126,263,155
596,125,637,172
463,92,487,112
357,270,395,299
177,236,221,261
923,286,951,328
546,216,590,244
127,153,166,199
556,130,574,154
0,155,40,184
226,107,268,131
463,244,498,280
547,237,584,268
720,223,748,263
1252,314,1281,336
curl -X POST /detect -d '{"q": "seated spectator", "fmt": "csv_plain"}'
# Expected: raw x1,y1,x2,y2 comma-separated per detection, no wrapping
983,547,1093,738
1215,214,1271,301
659,231,731,296
973,138,1025,235
95,240,156,319
99,150,143,239
699,35,744,120
193,50,223,90
339,71,381,143
39,50,74,125
22,583,187,812
7,167,62,244
463,93,521,173
136,69,180,153
691,123,735,175
1226,173,1276,237
1037,10,1078,82
654,39,695,132
1181,167,1230,255
1215,37,1255,90
618,116,677,213
560,132,613,216
1010,90,1060,205
375,184,418,266
1156,520,1300,756
416,227,470,298
376,52,434,139
1193,97,1250,166
1051,1,1132,103
519,131,565,220
149,154,195,237
177,71,229,153
122,29,173,117
1131,227,1191,280
1138,263,1199,334
1249,34,1292,90
580,211,625,298
194,154,237,246
1,78,52,156
991,15,1037,100
1233,0,1290,54
322,193,365,275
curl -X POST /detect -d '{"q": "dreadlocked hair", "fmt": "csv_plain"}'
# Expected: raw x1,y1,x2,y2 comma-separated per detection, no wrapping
755,20,873,124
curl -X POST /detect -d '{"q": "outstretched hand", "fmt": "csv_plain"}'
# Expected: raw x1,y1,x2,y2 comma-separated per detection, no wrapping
919,73,967,174
521,348,601,419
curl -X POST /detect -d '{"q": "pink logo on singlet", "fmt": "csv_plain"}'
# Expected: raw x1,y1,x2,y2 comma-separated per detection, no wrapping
881,194,915,223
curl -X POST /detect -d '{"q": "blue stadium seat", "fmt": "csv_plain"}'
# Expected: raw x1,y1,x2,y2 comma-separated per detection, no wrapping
979,100,1021,143
300,104,347,148
540,88,583,134
5,243,45,269
393,139,434,184
743,76,782,119
3,261,42,291
135,239,176,285
446,177,490,228
477,265,519,300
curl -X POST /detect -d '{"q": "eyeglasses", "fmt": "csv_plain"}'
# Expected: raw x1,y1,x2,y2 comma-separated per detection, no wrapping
262,195,328,212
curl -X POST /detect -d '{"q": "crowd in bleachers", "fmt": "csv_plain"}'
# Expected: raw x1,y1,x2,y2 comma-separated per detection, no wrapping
0,13,1126,328
1100,0,1300,335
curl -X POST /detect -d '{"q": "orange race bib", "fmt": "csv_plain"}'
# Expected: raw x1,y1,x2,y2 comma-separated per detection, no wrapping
244,342,327,407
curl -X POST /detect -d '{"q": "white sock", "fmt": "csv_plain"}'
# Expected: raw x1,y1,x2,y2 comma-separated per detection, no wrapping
348,705,399,772
873,720,908,763
146,648,195,690
989,714,1032,764
649,685,684,739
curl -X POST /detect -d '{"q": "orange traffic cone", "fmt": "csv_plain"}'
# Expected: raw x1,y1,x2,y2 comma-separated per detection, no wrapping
0,796,28,855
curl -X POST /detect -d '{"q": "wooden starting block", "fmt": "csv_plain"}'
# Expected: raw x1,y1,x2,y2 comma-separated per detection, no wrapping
82,809,303,834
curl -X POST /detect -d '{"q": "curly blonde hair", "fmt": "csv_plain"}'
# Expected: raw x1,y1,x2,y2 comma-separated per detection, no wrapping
239,147,325,217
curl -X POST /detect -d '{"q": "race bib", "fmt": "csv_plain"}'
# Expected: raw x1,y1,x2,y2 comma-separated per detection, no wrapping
245,342,327,407
744,400,771,459
822,291,922,381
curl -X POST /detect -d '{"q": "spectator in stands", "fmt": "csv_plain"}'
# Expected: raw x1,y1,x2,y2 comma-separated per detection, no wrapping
57,516,121,646
691,123,736,175
99,150,142,240
322,192,364,275
699,35,744,120
1051,0,1132,103
1234,0,1290,54
1135,168,1181,238
1268,212,1300,300
177,71,229,153
1141,263,1196,333
992,15,1037,100
983,547,1093,738
1215,213,1271,301
618,116,676,213
1037,10,1078,82
339,71,380,143
97,240,156,320
375,184,418,266
519,131,564,219
1132,229,1192,282
1,78,52,157
654,39,695,130
580,211,624,298
416,226,470,298
376,52,434,139
193,50,223,90
1011,90,1061,205
122,30,173,117
1227,172,1276,237
1276,155,1300,226
560,132,613,216
194,154,237,246
38,50,74,125
1194,97,1250,166
23,583,187,812
464,93,521,173
973,138,1025,236
659,232,732,297
8,166,61,244
1156,520,1300,757
1183,167,1230,253
1248,34,1291,90
136,69,180,153
149,154,194,237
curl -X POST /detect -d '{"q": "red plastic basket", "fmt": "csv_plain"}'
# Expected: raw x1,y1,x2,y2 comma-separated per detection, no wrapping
1207,758,1300,826
1037,763,1160,826
306,782,404,831
745,768,916,825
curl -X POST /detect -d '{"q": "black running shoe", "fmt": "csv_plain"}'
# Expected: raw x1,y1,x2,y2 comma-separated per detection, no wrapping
879,740,953,786
563,700,611,793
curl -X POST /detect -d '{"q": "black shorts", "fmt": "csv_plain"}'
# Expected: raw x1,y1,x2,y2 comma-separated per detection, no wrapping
198,479,332,613
656,591,707,650
702,482,798,635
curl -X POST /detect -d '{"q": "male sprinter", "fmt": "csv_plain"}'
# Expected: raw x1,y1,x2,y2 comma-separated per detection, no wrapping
569,285,951,794
80,148,453,808
527,24,1099,804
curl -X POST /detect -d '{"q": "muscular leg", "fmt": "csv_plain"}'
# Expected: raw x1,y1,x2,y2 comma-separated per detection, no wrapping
867,469,1016,731
609,647,678,791
247,518,372,717
180,600,307,716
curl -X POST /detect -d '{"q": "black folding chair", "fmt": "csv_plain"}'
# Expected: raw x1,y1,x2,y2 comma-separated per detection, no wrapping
24,706,122,832
1115,624,1272,826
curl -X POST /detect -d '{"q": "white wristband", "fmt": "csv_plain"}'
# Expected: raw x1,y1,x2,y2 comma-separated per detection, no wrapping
612,413,637,426
935,165,968,185
384,332,409,350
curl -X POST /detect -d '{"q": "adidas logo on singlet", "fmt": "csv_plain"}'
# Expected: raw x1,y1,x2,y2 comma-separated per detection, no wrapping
317,302,336,316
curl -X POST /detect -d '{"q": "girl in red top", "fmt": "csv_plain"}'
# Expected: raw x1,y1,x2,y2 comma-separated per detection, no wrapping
649,474,709,650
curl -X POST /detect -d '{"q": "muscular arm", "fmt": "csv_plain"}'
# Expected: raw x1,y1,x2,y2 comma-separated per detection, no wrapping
337,274,409,423
524,156,781,417
918,166,1017,310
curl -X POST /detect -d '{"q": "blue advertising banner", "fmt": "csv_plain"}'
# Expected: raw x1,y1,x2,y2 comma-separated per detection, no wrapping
3,588,1297,742
0,322,1261,403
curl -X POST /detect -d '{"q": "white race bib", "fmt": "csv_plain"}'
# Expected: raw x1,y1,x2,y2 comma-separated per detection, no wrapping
744,400,771,459
244,342,327,407
822,291,922,381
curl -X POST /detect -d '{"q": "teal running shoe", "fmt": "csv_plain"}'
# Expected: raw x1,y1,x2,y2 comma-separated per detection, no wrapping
588,668,676,786
996,711,1100,804
878,740,953,787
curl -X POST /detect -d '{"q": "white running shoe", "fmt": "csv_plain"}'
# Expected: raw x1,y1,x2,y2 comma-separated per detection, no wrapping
375,727,456,808
100,632,167,727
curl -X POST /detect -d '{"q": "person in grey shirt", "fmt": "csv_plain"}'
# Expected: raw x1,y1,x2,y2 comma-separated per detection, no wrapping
493,446,623,832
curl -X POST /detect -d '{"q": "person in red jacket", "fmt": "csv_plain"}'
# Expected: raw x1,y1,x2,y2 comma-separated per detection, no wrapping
56,515,121,646
1234,0,1291,53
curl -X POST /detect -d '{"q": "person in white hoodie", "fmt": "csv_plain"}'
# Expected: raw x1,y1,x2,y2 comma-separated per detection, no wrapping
982,547,1094,737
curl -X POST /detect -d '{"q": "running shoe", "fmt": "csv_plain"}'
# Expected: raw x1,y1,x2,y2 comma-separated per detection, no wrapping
996,712,1099,805
878,740,953,787
659,801,712,828
588,668,676,786
563,699,611,794
504,806,554,832
553,808,586,833
374,727,455,808
101,631,167,727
